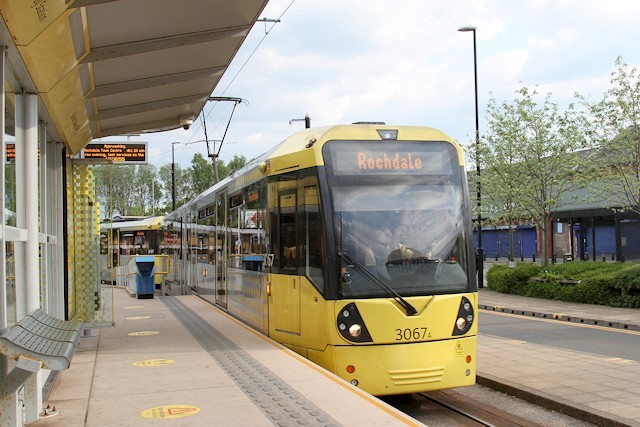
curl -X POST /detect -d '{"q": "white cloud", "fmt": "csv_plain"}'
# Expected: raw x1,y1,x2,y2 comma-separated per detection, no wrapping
143,0,640,169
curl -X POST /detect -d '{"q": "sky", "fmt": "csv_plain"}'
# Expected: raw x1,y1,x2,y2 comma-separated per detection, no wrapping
138,0,640,170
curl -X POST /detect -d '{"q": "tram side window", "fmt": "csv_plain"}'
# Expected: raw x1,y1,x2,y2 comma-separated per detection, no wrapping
194,215,213,264
302,182,325,293
160,221,182,258
100,232,108,255
279,193,297,272
186,217,195,264
215,194,227,270
239,183,266,272
198,214,216,264
271,173,298,274
228,205,241,268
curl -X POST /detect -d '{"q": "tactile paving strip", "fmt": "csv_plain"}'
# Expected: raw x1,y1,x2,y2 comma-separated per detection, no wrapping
162,297,341,427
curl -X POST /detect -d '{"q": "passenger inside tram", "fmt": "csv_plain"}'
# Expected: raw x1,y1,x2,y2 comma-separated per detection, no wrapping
337,209,469,296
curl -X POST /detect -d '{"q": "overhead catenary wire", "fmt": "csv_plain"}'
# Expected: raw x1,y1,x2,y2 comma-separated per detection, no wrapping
202,97,246,182
187,0,296,142
151,0,296,166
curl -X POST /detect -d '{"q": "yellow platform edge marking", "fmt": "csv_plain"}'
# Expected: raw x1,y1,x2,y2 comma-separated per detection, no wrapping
128,331,159,336
133,359,175,367
125,316,151,320
140,405,200,419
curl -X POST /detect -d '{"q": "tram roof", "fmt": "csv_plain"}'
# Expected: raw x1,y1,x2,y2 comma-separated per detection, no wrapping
101,216,164,231
164,124,461,220
0,0,268,155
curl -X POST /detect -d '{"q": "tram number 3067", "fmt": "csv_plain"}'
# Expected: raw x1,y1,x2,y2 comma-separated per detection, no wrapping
395,327,431,341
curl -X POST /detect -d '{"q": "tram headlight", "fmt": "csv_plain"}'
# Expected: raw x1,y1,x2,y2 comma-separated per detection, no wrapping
452,296,474,336
349,324,362,338
337,303,372,343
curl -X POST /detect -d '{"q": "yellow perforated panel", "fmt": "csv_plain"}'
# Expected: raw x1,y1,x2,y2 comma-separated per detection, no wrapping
67,162,113,325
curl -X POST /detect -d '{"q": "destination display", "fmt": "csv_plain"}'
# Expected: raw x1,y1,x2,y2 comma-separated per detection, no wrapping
356,151,423,171
325,141,456,176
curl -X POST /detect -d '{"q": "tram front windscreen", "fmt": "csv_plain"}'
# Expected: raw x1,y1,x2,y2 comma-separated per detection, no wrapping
323,140,473,298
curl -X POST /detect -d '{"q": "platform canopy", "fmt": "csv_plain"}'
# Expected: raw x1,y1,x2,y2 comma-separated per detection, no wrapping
0,0,268,154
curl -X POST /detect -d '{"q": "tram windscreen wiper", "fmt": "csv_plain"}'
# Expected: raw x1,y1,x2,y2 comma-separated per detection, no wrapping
338,250,418,316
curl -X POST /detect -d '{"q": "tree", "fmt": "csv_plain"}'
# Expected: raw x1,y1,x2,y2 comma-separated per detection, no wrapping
93,153,252,216
157,164,173,211
187,153,249,197
5,163,16,226
481,86,587,264
93,164,137,217
94,164,160,217
583,57,640,215
132,164,158,215
478,106,527,261
189,153,215,196
92,165,111,218
157,163,190,211
226,154,248,176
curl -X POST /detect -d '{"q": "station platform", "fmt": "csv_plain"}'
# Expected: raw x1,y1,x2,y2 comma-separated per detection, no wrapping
30,287,640,426
477,287,640,427
30,288,421,427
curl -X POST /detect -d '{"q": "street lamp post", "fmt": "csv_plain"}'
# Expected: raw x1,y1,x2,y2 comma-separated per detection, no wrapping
171,141,180,211
458,25,484,288
289,114,311,128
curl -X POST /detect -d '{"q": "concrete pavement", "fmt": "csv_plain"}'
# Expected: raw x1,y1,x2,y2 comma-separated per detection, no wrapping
30,286,640,426
477,287,640,427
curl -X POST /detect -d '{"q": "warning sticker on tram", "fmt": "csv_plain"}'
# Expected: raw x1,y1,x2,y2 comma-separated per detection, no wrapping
125,316,151,320
133,359,175,367
140,405,200,419
128,331,159,336
455,341,463,356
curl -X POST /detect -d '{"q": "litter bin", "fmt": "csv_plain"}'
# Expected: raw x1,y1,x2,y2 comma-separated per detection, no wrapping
242,255,264,272
135,256,156,299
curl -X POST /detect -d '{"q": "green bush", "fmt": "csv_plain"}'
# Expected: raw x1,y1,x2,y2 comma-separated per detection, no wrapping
485,261,640,308
549,261,618,278
525,280,559,300
609,295,640,308
486,263,542,294
611,263,640,294
533,271,564,285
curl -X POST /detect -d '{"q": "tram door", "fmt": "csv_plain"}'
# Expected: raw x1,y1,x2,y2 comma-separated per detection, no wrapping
114,229,121,267
273,181,301,337
188,217,197,293
215,191,227,307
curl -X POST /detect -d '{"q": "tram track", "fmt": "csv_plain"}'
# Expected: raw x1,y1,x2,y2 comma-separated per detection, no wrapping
383,389,550,427
419,391,497,426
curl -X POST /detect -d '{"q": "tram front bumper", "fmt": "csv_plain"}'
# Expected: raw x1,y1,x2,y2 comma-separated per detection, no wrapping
331,335,477,396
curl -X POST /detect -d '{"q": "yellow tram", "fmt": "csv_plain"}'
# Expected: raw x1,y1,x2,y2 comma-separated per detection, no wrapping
100,216,165,285
164,124,477,395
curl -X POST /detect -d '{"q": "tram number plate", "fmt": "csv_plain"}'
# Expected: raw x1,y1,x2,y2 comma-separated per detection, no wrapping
395,327,428,341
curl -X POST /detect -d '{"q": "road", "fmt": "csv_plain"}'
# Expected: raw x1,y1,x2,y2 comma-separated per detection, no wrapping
479,310,640,361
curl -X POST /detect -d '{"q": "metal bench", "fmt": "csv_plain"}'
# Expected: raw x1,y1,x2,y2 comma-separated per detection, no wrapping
0,309,82,396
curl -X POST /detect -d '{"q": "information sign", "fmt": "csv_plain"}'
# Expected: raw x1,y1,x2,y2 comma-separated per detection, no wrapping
82,142,148,163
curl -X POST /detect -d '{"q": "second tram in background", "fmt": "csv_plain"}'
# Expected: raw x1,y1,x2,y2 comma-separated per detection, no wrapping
164,123,477,395
99,215,165,285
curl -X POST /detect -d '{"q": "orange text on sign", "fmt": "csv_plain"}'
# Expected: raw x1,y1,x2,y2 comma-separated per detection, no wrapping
357,152,423,171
